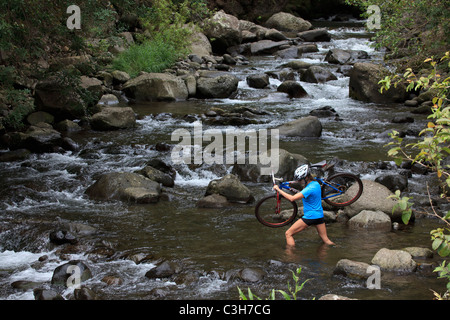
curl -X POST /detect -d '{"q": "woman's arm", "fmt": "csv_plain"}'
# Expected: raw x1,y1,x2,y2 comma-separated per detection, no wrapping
273,185,304,202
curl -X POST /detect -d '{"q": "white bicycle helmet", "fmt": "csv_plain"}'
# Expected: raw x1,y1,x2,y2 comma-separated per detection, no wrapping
294,164,310,181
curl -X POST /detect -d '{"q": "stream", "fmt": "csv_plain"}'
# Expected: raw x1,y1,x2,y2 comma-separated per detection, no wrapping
0,20,447,300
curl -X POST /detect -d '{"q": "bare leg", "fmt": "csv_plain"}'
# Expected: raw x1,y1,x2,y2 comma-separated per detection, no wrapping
314,223,335,245
285,219,308,247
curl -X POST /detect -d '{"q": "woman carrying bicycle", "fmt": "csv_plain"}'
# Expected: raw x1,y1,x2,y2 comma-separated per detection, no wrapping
273,165,335,247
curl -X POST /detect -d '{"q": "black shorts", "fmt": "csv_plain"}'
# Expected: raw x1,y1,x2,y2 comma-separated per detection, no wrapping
301,217,325,226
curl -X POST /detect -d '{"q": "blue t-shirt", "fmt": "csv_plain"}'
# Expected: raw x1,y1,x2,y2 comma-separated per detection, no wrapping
300,180,323,219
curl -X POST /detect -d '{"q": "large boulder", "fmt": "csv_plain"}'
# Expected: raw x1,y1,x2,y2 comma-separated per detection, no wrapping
276,116,322,137
302,66,337,83
371,248,417,272
196,73,239,98
187,28,212,57
264,12,312,32
204,174,254,203
122,73,188,102
349,63,408,103
297,28,331,42
277,80,308,98
51,260,92,288
250,39,290,55
342,180,404,222
333,259,372,280
34,76,85,119
90,107,136,130
203,10,242,53
85,172,161,203
348,210,392,231
231,148,308,182
325,49,369,65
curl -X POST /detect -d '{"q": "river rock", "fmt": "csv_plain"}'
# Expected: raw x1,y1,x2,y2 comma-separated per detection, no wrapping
122,73,188,102
145,260,182,279
277,80,308,98
246,74,270,88
302,66,337,83
27,111,54,126
276,116,322,137
371,248,417,272
343,180,405,222
238,267,266,282
0,149,31,162
196,73,239,98
49,230,78,245
74,287,98,300
85,172,161,203
282,60,312,70
51,260,92,287
275,46,300,59
55,119,82,132
264,12,312,32
188,29,213,57
20,125,62,153
333,259,372,280
375,174,408,192
203,10,242,53
325,49,369,65
34,76,85,119
205,174,254,203
401,247,433,259
137,165,175,187
231,148,308,182
97,93,120,106
319,294,356,300
325,48,352,65
297,28,331,42
79,76,103,100
250,39,290,55
197,194,231,208
349,63,408,103
33,288,64,300
111,70,130,84
90,107,136,130
309,106,339,119
348,210,392,231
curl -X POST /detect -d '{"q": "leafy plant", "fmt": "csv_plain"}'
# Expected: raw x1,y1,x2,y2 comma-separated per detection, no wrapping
345,0,449,69
237,267,310,300
388,190,414,225
112,39,179,77
382,52,450,299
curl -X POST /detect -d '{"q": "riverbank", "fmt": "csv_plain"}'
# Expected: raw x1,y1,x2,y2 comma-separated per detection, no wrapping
0,10,448,300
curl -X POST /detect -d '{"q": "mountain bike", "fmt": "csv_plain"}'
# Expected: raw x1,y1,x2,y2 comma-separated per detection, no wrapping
254,160,363,228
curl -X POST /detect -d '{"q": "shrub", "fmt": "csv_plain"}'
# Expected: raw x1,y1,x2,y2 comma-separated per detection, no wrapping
112,39,179,77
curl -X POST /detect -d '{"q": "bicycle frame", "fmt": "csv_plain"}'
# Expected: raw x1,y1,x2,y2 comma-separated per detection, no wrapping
276,177,344,201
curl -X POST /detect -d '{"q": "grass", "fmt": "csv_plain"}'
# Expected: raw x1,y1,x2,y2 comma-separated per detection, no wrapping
112,38,180,78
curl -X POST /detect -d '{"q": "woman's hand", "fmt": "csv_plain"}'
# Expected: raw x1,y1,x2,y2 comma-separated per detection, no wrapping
273,185,280,192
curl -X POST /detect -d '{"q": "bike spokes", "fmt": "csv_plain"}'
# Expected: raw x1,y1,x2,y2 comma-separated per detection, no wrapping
322,173,363,207
255,194,298,227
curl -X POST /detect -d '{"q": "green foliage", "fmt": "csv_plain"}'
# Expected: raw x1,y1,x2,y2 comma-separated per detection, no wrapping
388,190,414,225
113,0,212,77
345,0,449,68
1,89,35,130
382,52,450,194
237,267,310,300
382,52,450,299
112,39,179,77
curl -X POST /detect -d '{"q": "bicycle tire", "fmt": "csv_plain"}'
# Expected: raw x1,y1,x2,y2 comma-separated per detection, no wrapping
255,194,298,228
322,173,363,207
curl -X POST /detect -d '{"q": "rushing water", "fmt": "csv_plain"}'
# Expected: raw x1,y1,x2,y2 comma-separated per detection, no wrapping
0,20,447,300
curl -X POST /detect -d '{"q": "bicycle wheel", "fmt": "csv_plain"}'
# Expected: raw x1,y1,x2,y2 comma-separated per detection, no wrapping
322,173,363,207
255,194,298,228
